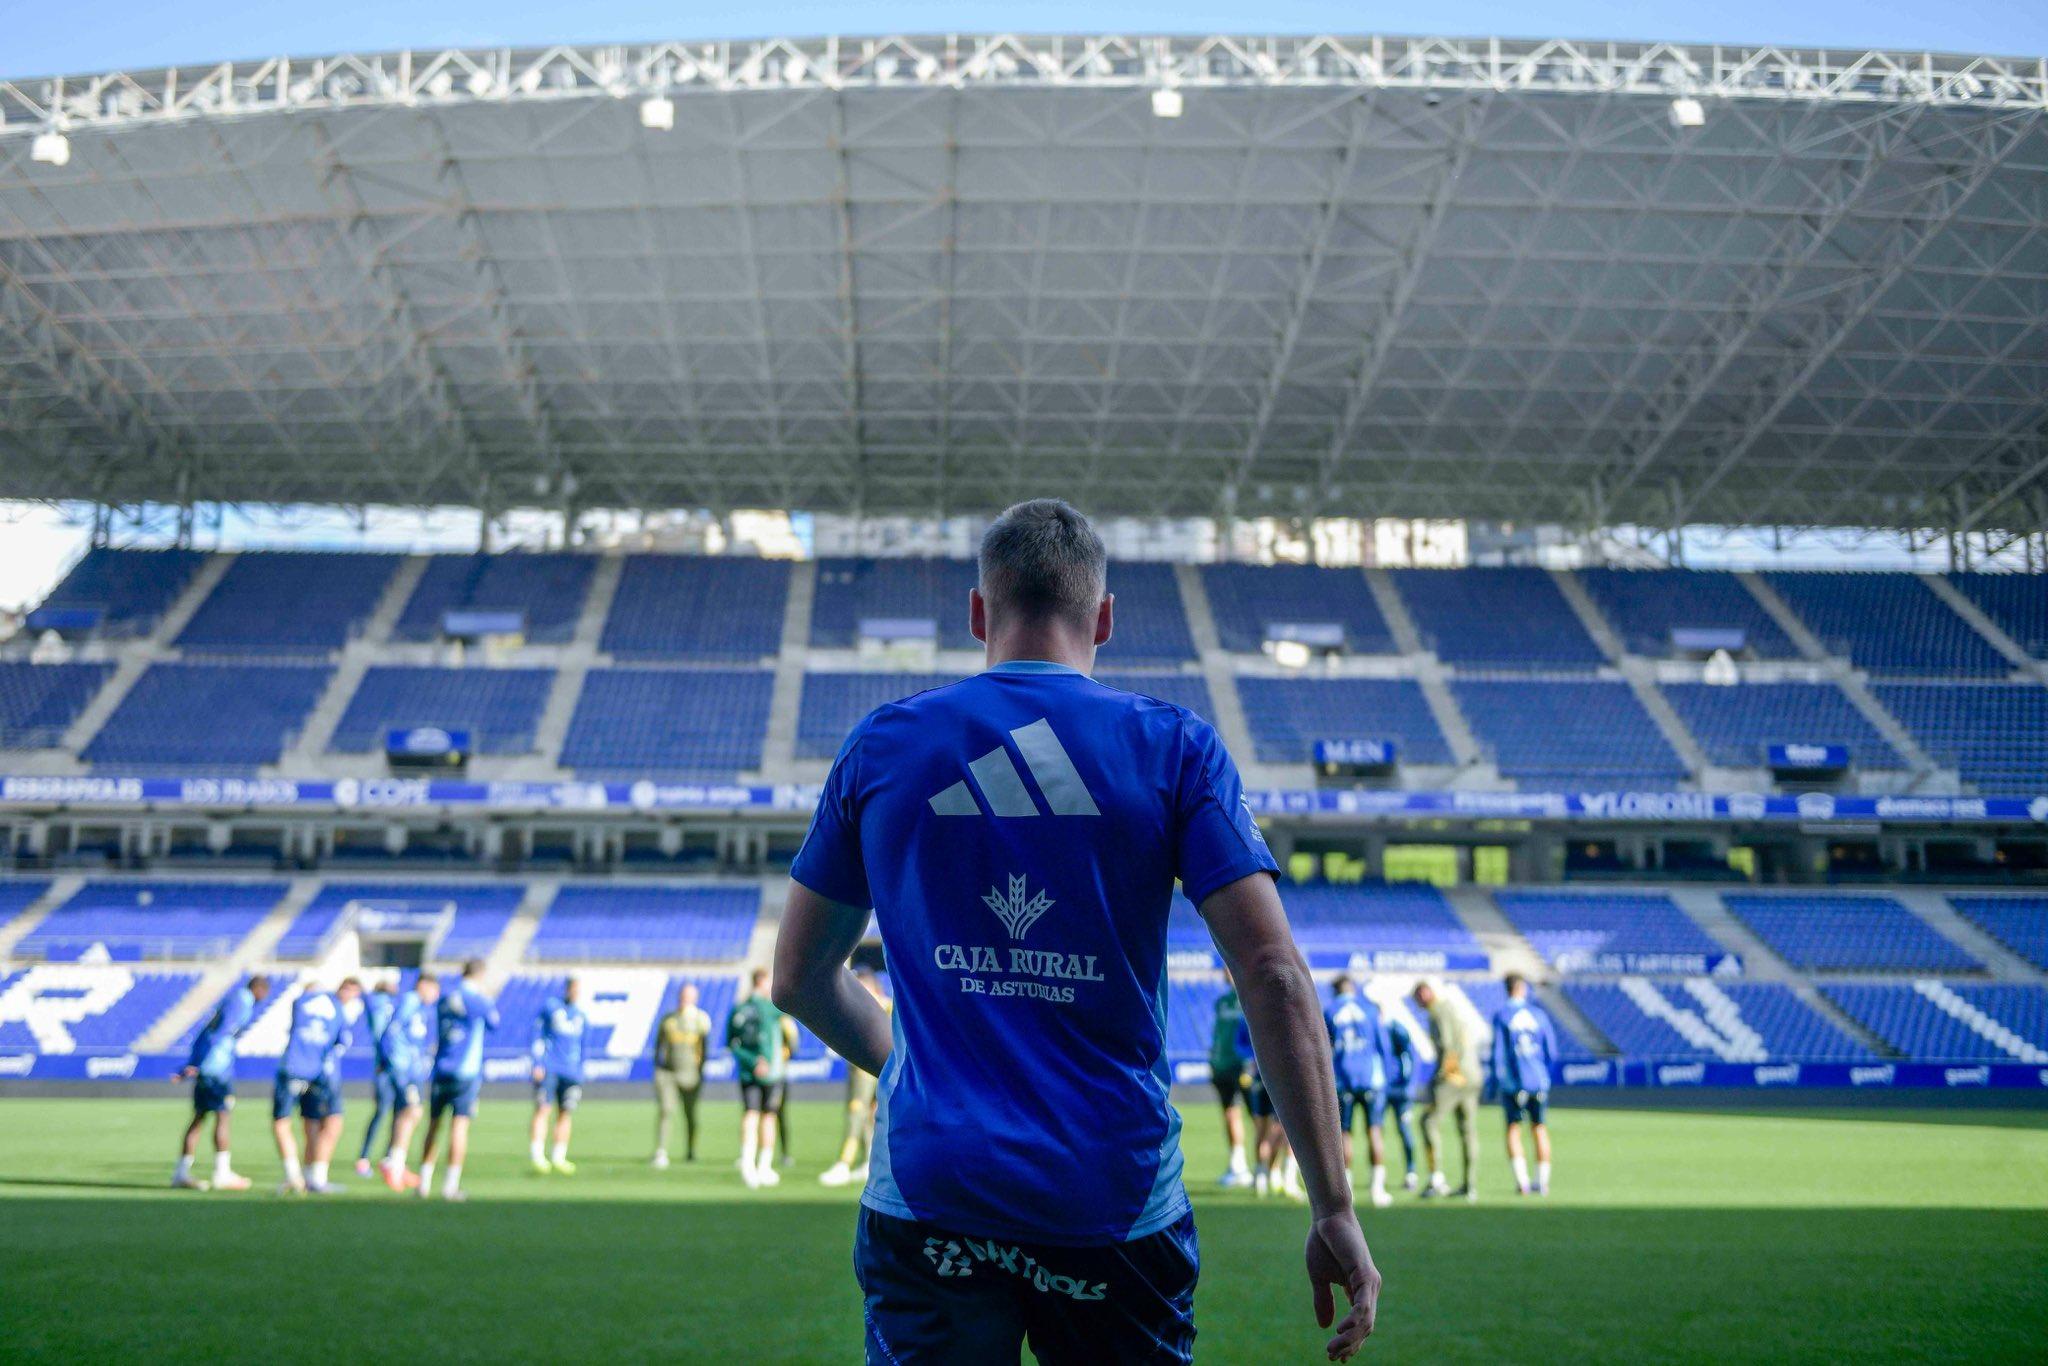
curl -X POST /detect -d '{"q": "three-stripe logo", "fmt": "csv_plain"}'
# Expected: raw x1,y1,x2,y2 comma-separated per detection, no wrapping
929,718,1101,817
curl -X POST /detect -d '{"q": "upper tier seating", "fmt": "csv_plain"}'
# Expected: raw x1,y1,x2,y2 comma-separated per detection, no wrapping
1277,883,1482,957
17,880,285,961
395,553,595,643
601,556,789,660
1235,677,1453,766
0,662,112,749
1451,678,1685,787
1662,681,1902,771
1493,891,1726,969
1945,573,2048,660
1724,894,1981,973
1763,572,2006,676
796,673,963,760
528,885,759,962
1199,564,1397,655
1095,673,1216,726
82,662,330,770
560,668,772,776
1575,569,1796,659
271,881,522,960
34,547,206,637
1564,979,1873,1061
1391,568,1605,667
0,880,51,921
810,558,980,650
329,667,554,756
1822,982,2048,1062
176,551,400,655
1869,681,2048,794
1096,562,1196,663
0,966,201,1053
1949,896,2048,972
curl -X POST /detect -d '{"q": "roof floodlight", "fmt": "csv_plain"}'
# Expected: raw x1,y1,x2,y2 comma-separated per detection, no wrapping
640,95,676,131
1669,96,1706,128
30,130,70,166
1151,87,1184,118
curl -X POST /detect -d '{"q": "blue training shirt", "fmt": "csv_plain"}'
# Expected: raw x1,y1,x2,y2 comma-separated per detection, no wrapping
382,991,433,1082
278,990,351,1083
790,660,1278,1245
1490,996,1560,1095
1386,1017,1417,1094
363,989,398,1075
1326,990,1389,1093
531,997,589,1083
187,984,257,1080
434,981,500,1081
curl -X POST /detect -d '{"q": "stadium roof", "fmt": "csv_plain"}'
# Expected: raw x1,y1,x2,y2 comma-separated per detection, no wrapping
1,33,2045,532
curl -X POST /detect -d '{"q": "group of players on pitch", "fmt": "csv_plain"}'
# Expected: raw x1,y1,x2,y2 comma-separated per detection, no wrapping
1211,968,1560,1204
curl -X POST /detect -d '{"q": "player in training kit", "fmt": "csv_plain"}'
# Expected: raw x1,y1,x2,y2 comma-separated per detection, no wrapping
1209,968,1251,1187
1413,980,1480,1201
272,977,362,1195
727,967,788,1188
376,974,439,1191
173,974,272,1191
1490,972,1560,1196
774,500,1380,1364
529,977,588,1175
1325,975,1395,1208
1384,1012,1421,1191
355,976,401,1178
652,982,711,1167
418,959,499,1202
1237,1013,1302,1201
820,968,892,1186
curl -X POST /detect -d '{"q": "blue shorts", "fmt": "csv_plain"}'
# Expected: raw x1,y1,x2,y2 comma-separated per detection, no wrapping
1503,1089,1549,1125
534,1075,583,1112
856,1206,1198,1365
395,1073,425,1110
1245,1078,1274,1119
272,1074,341,1122
431,1074,481,1120
192,1075,234,1115
1337,1087,1388,1132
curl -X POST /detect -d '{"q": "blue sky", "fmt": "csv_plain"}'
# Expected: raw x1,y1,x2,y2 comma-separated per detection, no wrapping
0,0,2043,79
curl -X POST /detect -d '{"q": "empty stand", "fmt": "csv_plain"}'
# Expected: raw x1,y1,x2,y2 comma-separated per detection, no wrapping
1094,562,1196,663
601,556,790,660
176,551,400,655
1493,891,1724,969
560,668,772,776
1822,982,2048,1062
1278,883,1481,957
1575,568,1797,659
328,666,554,756
1198,564,1396,655
1095,673,1216,725
1950,896,2048,972
810,557,980,650
0,662,112,749
395,553,595,643
1945,573,2048,661
33,547,206,638
1564,979,1872,1060
1763,572,2007,676
1234,677,1452,766
1870,681,2048,794
1724,894,1981,973
82,662,330,770
1391,568,1605,667
17,880,284,961
1451,678,1685,787
529,885,759,962
796,673,963,760
1661,681,1902,771
0,966,201,1052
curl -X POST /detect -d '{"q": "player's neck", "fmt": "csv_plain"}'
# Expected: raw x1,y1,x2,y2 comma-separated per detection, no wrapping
983,628,1096,674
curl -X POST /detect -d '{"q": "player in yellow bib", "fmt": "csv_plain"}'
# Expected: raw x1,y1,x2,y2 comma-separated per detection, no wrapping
819,969,892,1187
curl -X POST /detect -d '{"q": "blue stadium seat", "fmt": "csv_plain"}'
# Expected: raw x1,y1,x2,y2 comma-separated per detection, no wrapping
810,558,981,649
1096,562,1195,663
1276,883,1481,957
1724,894,1981,973
1493,891,1725,969
17,880,285,961
1391,568,1605,667
0,966,201,1053
34,548,206,638
1565,979,1872,1061
601,556,790,660
1234,677,1452,766
1764,572,2006,676
1945,573,2048,660
1822,982,2048,1061
395,553,595,643
176,551,400,655
560,668,772,776
328,666,554,756
1451,678,1685,787
82,662,330,770
0,880,52,922
1095,673,1216,725
0,663,112,749
1661,681,1901,770
529,885,759,962
1949,896,2048,971
1869,681,2048,795
1575,569,1796,659
1198,564,1396,655
796,673,964,760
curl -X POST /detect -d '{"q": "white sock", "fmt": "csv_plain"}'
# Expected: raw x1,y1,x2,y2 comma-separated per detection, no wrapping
1537,1160,1551,1189
550,1142,567,1164
419,1162,435,1190
214,1151,233,1180
741,1135,759,1170
381,1150,403,1171
282,1156,303,1187
445,1164,463,1194
1282,1155,1300,1189
1511,1156,1531,1190
530,1140,546,1164
1429,1168,1446,1187
308,1161,328,1187
174,1155,193,1181
1228,1144,1247,1172
1370,1164,1387,1196
756,1149,776,1173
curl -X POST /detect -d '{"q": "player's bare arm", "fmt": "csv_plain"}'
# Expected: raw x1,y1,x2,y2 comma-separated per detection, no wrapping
1199,871,1382,1361
772,881,893,1077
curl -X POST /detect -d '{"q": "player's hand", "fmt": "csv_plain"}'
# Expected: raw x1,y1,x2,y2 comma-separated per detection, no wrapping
753,1059,770,1080
531,1066,545,1084
1306,1209,1380,1361
173,1066,196,1082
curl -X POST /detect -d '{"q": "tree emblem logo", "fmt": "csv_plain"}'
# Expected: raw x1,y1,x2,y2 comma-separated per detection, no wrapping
982,874,1055,940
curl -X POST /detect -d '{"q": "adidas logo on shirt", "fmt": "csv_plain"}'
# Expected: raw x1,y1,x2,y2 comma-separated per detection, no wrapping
928,718,1100,818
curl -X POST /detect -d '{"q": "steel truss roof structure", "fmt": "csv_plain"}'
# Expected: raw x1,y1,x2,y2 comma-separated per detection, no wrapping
0,33,2045,530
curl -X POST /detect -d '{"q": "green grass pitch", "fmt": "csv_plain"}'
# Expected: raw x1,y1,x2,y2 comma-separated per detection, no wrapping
0,1096,2042,1362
